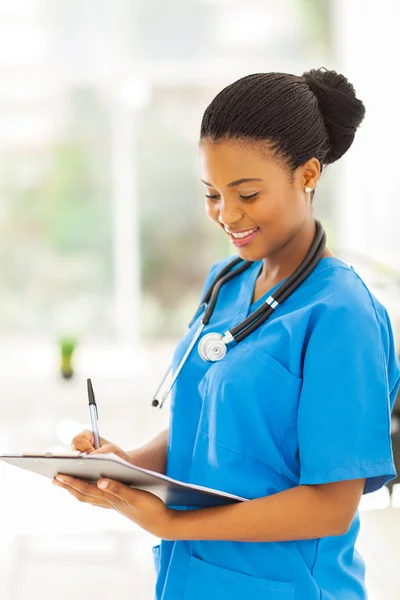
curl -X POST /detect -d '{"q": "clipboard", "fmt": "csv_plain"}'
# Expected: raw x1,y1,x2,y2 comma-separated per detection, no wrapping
0,452,247,507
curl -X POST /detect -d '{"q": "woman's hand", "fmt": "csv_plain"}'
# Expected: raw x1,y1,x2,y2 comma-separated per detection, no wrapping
52,475,175,539
53,429,176,538
71,429,132,463
53,429,133,511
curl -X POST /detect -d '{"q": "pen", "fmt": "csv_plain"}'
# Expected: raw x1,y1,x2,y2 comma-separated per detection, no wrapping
87,378,101,449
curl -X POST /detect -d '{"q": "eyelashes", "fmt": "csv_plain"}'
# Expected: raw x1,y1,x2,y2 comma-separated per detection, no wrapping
205,192,260,202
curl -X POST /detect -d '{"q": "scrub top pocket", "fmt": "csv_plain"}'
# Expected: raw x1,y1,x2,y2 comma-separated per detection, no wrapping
183,555,296,599
198,342,302,471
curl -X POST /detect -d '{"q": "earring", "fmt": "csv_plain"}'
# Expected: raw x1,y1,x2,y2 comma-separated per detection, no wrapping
304,186,314,193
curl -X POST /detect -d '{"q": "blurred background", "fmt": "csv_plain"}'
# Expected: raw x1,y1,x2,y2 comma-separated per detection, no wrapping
0,0,399,598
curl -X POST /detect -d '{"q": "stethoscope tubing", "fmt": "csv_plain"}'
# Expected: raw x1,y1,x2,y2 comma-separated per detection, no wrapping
202,259,253,325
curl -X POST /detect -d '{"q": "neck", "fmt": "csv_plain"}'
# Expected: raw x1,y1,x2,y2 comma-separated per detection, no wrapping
259,219,332,283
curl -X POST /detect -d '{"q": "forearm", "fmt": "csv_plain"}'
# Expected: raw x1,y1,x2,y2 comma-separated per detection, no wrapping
170,484,349,542
127,428,168,474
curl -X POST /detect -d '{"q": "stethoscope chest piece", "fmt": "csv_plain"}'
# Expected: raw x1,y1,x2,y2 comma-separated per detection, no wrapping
198,332,227,362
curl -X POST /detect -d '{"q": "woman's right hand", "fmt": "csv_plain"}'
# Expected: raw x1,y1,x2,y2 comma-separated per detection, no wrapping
71,429,132,464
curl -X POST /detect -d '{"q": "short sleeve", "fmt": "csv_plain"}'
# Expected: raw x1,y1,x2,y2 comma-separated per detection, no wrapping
298,302,398,495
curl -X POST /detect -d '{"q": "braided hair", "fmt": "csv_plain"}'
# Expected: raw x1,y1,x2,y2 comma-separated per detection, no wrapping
200,68,366,197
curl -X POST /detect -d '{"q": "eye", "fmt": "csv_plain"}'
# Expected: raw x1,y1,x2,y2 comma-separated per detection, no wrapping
240,193,259,201
205,192,260,202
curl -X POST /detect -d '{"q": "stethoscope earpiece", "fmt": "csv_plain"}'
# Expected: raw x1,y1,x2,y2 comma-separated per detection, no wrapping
198,332,227,362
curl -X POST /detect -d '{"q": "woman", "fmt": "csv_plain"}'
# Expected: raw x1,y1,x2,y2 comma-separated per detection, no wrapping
53,68,400,599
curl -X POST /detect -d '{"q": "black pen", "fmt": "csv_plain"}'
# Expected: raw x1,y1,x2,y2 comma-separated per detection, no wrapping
87,378,101,449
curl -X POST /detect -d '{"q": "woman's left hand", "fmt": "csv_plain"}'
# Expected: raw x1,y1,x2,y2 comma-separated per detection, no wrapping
53,474,175,539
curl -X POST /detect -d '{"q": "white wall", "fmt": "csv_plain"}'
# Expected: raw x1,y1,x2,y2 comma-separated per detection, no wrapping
332,0,400,270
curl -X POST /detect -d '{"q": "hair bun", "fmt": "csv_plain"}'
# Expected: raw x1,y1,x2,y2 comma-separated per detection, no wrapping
302,67,366,165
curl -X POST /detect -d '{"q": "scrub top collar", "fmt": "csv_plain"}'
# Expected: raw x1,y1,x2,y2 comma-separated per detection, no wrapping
246,256,351,316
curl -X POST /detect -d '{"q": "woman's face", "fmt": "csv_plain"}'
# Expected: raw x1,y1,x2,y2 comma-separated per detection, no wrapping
199,139,318,263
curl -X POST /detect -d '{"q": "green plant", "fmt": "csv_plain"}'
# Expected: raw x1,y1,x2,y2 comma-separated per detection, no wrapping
59,336,78,379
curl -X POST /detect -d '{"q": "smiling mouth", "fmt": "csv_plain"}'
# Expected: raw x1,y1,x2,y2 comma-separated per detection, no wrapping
227,227,260,247
228,227,259,239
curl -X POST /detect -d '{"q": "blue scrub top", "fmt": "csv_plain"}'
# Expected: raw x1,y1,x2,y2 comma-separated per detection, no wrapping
152,256,400,600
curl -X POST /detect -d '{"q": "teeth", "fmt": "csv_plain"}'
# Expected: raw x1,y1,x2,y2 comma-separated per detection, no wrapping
231,228,258,239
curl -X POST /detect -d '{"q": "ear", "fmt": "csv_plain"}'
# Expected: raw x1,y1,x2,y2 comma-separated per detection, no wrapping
301,158,321,190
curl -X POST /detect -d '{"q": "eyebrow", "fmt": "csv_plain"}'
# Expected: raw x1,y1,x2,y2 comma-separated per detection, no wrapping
201,178,264,188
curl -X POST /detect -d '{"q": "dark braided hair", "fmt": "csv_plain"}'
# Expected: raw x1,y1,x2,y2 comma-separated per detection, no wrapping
200,67,366,195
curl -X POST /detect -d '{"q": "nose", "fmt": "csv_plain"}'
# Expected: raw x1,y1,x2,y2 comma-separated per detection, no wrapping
217,199,243,228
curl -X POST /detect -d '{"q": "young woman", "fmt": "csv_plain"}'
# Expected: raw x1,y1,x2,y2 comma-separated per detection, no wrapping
54,67,400,599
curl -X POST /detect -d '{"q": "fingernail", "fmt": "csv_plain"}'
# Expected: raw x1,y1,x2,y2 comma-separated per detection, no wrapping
55,475,65,483
98,480,108,489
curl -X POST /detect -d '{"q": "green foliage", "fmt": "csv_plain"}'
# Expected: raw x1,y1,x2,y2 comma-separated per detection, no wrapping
40,139,110,253
59,336,77,359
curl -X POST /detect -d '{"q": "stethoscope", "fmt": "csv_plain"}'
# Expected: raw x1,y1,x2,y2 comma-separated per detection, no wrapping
151,219,326,409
